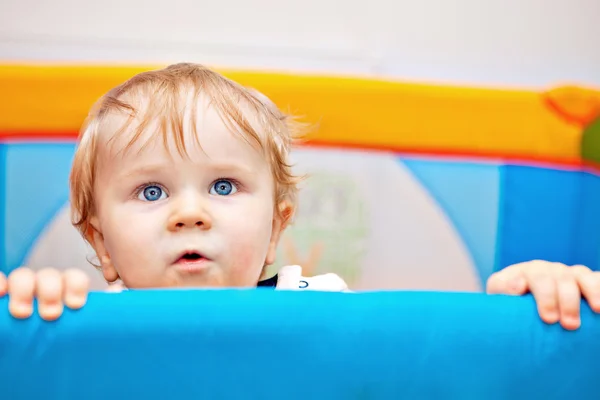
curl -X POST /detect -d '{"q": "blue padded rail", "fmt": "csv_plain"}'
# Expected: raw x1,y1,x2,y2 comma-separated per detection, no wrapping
1,289,599,400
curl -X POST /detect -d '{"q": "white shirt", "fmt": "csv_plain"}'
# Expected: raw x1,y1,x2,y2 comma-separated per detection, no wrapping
106,265,350,292
275,265,350,292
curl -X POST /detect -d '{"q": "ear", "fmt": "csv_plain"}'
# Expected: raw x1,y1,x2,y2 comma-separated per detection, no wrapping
86,216,120,283
265,201,294,266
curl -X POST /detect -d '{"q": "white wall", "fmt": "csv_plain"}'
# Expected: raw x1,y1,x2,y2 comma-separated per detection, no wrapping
0,0,599,87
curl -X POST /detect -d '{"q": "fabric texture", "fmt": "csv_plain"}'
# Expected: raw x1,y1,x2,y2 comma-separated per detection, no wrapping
1,290,599,399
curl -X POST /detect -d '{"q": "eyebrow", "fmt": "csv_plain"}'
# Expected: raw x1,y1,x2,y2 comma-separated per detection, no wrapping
119,165,167,180
206,162,256,176
118,162,256,180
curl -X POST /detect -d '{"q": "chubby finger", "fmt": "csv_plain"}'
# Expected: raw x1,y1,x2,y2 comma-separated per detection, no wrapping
7,268,36,319
63,269,90,309
527,274,560,324
276,265,303,290
36,268,64,321
0,272,7,297
574,267,600,312
486,268,527,295
556,273,581,330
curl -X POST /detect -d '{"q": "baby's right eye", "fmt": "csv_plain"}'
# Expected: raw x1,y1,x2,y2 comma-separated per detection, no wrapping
138,185,168,202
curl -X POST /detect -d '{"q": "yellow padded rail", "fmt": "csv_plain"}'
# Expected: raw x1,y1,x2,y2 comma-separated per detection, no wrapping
0,64,593,161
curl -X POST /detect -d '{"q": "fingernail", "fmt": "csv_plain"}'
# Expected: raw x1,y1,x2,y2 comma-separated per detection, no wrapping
64,293,86,309
543,310,559,322
39,303,64,321
563,316,581,330
9,302,33,319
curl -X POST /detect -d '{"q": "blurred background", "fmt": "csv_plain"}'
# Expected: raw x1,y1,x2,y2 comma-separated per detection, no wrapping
1,0,599,85
0,0,599,291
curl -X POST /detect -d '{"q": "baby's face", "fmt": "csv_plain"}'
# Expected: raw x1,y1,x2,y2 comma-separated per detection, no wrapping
87,103,285,288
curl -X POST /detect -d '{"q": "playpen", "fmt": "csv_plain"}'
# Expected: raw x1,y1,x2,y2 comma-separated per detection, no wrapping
1,66,599,398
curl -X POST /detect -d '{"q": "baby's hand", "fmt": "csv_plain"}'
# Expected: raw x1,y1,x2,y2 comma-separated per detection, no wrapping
487,261,600,330
0,267,90,321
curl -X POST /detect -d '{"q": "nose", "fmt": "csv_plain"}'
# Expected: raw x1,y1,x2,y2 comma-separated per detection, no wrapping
167,196,212,232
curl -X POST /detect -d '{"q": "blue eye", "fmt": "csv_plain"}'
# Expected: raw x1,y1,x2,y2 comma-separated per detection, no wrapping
138,185,167,201
210,180,238,196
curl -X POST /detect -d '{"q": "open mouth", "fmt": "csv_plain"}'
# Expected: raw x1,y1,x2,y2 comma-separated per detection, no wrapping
175,251,208,264
181,252,203,261
174,251,210,273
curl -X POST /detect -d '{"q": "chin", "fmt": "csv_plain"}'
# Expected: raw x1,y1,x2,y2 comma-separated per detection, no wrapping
171,270,226,288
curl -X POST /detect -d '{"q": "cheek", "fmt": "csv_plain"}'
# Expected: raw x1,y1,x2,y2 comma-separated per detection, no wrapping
101,205,164,273
225,217,272,260
224,244,269,286
222,198,273,244
216,199,275,281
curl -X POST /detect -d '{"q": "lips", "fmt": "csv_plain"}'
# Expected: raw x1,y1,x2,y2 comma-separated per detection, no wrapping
172,250,211,274
180,252,203,261
175,251,208,264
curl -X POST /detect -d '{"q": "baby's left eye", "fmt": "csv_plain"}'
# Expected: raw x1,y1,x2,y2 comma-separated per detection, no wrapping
210,180,238,196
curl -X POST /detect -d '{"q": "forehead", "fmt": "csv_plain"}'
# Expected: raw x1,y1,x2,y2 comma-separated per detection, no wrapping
97,92,268,167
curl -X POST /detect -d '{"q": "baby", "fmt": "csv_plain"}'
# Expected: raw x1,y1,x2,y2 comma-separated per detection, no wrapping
1,63,599,330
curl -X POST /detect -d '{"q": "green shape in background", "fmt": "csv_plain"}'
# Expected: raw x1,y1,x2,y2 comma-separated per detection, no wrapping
581,117,600,164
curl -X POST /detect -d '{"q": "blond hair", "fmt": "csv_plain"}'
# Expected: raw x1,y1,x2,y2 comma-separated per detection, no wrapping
70,63,302,241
